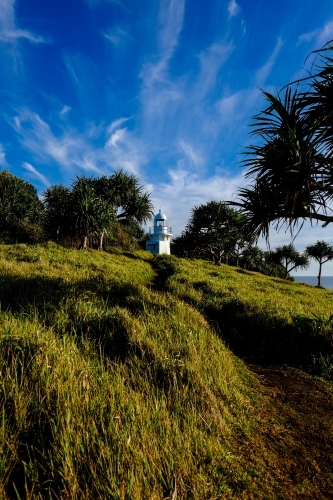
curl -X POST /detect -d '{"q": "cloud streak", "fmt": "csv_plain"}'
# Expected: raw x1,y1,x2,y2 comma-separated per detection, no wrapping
150,168,248,235
227,0,240,19
255,37,284,85
0,144,9,168
0,0,45,43
22,162,50,187
298,19,333,48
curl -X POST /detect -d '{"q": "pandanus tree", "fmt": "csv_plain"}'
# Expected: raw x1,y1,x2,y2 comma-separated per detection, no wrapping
94,170,154,226
269,243,309,279
232,42,333,239
72,176,101,250
306,240,333,287
172,201,249,265
43,171,153,250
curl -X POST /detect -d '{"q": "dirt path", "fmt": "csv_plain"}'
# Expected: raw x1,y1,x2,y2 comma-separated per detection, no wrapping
247,363,333,499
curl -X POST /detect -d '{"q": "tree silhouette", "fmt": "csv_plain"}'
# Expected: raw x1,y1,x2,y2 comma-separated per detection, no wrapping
232,42,333,239
269,244,309,279
0,170,44,242
306,240,333,287
43,184,73,243
172,201,250,265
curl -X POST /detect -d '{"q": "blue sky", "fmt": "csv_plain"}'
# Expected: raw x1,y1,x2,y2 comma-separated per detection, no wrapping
1,0,333,274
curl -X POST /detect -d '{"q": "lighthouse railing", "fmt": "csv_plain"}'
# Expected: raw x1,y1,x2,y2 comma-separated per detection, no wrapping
149,226,172,234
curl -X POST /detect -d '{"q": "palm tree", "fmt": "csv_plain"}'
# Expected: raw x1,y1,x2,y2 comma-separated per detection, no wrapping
269,243,309,279
232,42,333,239
306,240,333,287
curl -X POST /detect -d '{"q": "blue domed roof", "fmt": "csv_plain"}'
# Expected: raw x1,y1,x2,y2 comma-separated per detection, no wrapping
154,209,167,220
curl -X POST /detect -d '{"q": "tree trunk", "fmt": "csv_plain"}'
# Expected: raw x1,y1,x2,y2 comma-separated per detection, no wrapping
317,262,322,287
81,235,88,250
98,231,105,251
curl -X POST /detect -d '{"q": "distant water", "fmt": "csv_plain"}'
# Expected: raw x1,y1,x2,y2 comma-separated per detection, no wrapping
293,276,333,289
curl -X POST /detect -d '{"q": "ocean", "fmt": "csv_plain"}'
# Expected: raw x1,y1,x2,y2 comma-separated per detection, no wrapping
292,276,333,289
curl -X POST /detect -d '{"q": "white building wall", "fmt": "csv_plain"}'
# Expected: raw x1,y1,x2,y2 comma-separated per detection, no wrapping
146,210,172,255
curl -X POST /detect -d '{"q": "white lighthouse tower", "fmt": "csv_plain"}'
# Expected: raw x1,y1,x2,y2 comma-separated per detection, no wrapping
146,209,172,255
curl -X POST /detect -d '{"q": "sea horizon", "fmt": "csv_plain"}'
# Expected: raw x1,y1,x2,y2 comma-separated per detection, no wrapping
292,276,333,289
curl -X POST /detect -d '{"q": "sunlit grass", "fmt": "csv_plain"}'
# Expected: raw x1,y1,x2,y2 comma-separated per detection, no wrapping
167,258,333,377
0,243,333,498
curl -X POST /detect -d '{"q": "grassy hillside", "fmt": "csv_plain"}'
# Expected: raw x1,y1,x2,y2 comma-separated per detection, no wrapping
0,243,333,499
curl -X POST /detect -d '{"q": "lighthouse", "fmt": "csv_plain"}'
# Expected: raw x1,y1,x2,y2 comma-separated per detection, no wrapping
146,209,172,255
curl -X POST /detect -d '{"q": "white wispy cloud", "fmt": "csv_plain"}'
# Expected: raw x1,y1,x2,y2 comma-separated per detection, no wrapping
140,0,185,86
12,108,97,176
11,108,148,181
106,127,127,147
150,168,248,235
298,19,333,48
255,37,284,85
103,26,127,45
62,53,83,91
60,105,71,119
107,117,132,134
227,0,240,19
195,42,234,99
217,92,242,119
179,141,203,167
22,162,50,187
0,144,9,168
0,0,45,43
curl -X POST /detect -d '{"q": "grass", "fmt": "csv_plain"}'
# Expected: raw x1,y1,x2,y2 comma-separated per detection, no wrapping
167,258,333,378
0,243,333,498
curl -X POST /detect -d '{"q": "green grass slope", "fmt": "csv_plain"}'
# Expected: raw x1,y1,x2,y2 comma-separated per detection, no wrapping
0,244,333,499
167,257,333,378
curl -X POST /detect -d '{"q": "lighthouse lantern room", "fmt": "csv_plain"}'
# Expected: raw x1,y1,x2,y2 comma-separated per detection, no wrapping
146,209,172,255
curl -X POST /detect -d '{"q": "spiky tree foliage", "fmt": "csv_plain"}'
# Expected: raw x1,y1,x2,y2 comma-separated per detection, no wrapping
172,201,248,265
232,42,333,239
0,170,44,242
94,171,154,225
269,243,309,279
43,171,153,250
43,184,73,242
72,176,116,250
306,240,333,287
93,170,153,250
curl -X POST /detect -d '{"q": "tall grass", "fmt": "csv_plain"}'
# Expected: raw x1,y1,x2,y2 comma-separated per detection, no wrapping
0,243,333,498
167,258,333,378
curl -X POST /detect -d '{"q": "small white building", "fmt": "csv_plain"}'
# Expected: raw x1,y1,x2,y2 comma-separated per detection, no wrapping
146,209,172,255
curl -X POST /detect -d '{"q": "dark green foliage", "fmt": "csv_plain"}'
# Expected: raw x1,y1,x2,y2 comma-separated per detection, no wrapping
154,255,180,285
269,243,309,279
232,42,333,238
306,240,333,287
43,170,154,250
43,184,74,242
238,246,286,279
172,201,252,265
94,170,154,225
0,170,44,243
